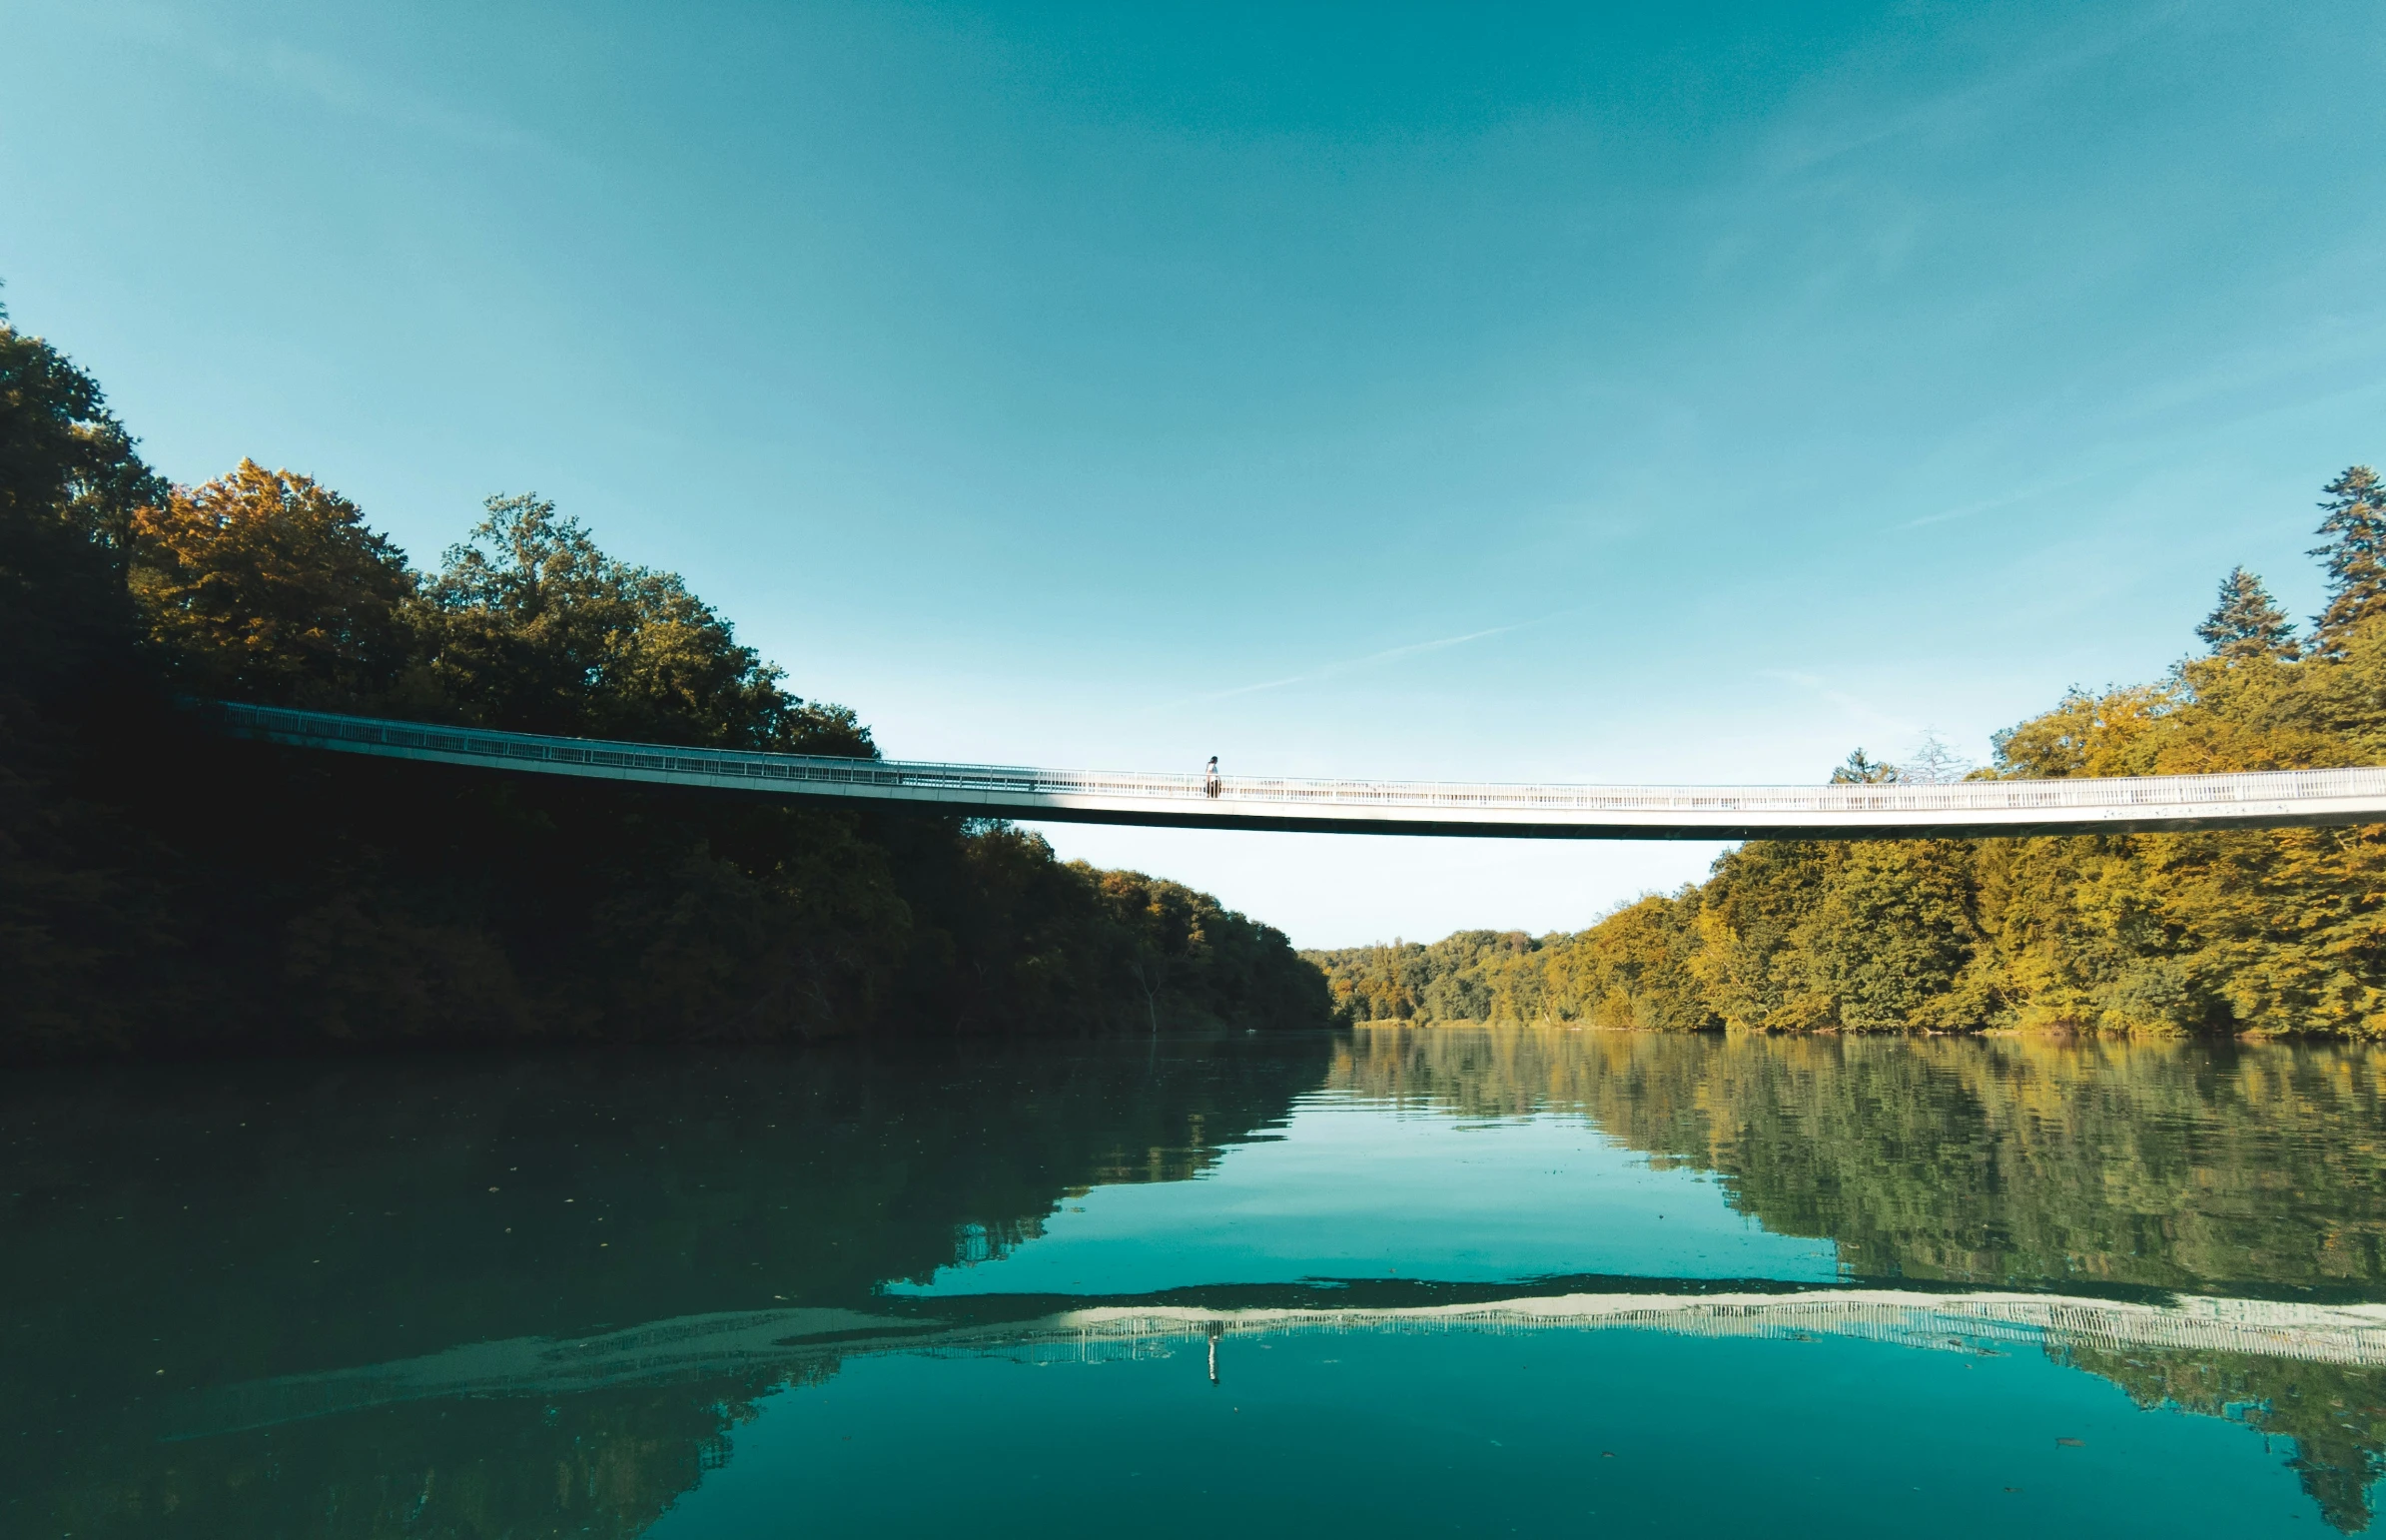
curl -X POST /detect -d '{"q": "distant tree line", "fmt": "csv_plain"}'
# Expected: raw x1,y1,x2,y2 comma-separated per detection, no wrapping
0,300,1329,1056
1310,466,2386,1038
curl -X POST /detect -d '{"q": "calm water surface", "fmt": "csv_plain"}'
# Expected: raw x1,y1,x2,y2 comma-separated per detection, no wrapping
9,1027,2386,1536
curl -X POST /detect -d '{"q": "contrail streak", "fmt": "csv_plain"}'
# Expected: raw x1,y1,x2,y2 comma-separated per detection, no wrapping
1194,614,1568,704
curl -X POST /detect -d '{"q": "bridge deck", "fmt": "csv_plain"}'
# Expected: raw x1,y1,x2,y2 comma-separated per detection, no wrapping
211,702,2386,840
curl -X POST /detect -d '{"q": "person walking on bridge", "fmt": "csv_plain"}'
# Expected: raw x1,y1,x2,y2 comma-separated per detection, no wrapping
1204,756,1220,798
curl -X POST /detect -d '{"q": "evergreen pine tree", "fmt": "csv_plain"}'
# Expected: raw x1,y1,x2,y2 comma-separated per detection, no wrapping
2309,464,2386,654
1830,748,1901,785
2195,566,2300,662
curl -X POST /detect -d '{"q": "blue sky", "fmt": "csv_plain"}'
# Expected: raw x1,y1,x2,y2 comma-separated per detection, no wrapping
6,1,2384,945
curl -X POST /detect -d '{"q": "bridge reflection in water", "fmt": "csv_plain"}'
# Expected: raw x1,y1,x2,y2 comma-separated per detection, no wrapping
213,701,2386,839
17,1032,2386,1536
178,1285,2386,1437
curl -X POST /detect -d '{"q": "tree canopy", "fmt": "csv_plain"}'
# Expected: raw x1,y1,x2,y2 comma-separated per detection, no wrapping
0,302,1329,1057
130,459,414,705
1311,463,2386,1038
2198,565,2300,662
413,491,857,751
0,302,166,702
2312,465,2386,655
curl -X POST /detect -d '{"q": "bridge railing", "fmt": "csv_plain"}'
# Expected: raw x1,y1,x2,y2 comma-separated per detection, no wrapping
210,701,2386,818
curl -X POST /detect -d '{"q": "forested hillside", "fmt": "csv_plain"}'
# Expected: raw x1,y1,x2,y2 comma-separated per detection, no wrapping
1311,467,2386,1038
0,304,1329,1057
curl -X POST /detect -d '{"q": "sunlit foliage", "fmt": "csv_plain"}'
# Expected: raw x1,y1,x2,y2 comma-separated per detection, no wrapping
129,459,413,704
1311,464,2386,1037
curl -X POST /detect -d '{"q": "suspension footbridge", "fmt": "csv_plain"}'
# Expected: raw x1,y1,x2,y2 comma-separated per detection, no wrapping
212,702,2386,840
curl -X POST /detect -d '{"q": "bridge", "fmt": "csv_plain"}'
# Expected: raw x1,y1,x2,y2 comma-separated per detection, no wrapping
213,701,2386,840
177,1284,2386,1436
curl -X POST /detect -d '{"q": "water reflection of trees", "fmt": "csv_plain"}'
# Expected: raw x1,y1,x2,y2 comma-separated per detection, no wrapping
2064,1342,2386,1533
1332,1027,2386,1294
20,1029,2386,1534
1,1034,1329,1540
1332,1025,2386,1530
55,1372,792,1540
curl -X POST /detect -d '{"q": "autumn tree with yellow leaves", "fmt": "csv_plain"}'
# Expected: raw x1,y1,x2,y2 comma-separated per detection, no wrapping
1311,465,2386,1038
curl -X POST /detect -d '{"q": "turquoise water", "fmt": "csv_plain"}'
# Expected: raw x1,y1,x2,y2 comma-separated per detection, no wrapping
655,1330,2313,1539
894,1100,1841,1294
7,1028,2386,1536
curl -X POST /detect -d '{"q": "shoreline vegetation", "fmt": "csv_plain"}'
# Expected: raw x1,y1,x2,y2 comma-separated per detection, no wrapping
1,301,1331,1059
15,279,2386,1054
1309,465,2386,1040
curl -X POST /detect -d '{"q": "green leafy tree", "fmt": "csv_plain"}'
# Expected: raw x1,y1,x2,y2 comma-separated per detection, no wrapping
415,492,873,755
2197,565,2300,661
0,301,166,700
1792,840,1983,1031
0,305,180,1055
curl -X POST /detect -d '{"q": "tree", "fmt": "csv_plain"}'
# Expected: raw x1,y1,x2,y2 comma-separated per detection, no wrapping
2196,565,2300,662
129,459,415,705
1830,748,1901,785
0,301,167,700
4,295,1342,1059
1903,730,1974,785
0,307,180,1056
2310,465,2386,655
1793,839,1982,1030
417,493,874,755
0,298,164,555
1100,870,1198,1033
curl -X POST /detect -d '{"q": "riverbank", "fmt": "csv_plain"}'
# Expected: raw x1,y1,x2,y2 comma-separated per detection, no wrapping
0,304,1330,1059
1310,484,2386,1039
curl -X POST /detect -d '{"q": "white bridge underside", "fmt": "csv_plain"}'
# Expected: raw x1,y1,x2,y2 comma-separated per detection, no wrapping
213,702,2386,841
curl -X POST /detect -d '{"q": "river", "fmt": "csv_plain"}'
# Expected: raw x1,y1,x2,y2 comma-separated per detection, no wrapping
8,1027,2386,1536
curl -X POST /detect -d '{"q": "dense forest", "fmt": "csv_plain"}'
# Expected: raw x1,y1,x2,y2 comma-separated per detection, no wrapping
1311,465,2386,1038
0,302,1330,1057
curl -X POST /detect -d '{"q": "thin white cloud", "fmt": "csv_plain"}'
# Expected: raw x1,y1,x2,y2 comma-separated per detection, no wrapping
1757,5,2190,180
1191,612,1573,705
99,2,573,166
1756,666,1916,743
1894,473,2085,530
